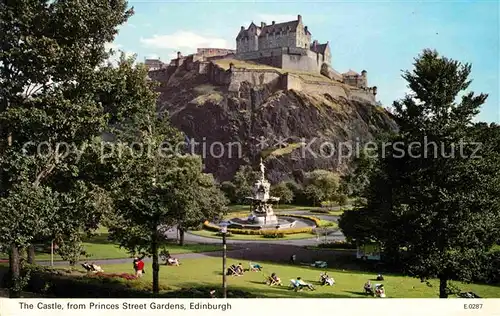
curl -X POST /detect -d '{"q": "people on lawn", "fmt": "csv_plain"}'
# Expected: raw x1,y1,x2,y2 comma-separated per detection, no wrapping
364,280,374,295
268,273,282,286
133,255,146,277
320,272,335,286
235,263,244,274
167,257,180,266
91,262,103,272
296,277,315,290
227,264,243,276
377,274,384,281
375,284,386,298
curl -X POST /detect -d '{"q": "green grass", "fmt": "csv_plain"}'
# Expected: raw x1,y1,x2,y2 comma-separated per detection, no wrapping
189,230,315,240
73,257,500,298
0,227,222,262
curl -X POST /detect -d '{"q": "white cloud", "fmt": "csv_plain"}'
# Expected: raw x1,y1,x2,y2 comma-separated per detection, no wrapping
255,14,299,24
146,54,160,60
127,23,137,29
140,31,231,55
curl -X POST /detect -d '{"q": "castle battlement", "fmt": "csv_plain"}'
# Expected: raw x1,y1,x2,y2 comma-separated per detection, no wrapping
146,14,378,99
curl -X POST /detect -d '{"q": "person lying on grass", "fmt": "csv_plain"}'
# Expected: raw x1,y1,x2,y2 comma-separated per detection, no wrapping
167,257,180,266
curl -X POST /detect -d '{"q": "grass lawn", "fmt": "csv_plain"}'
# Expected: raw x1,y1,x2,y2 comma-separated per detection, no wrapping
0,227,222,262
189,229,315,240
81,257,500,298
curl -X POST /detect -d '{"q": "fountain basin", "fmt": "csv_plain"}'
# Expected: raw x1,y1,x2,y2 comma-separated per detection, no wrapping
222,215,315,230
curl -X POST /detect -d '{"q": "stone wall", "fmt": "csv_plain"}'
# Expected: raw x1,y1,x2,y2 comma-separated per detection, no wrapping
348,88,376,103
197,48,236,58
258,31,297,50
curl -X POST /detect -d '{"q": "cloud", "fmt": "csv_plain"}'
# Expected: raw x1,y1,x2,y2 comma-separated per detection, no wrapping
255,14,298,23
140,31,231,54
127,23,137,29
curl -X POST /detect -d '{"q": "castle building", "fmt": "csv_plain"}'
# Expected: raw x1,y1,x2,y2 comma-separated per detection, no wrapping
235,15,331,73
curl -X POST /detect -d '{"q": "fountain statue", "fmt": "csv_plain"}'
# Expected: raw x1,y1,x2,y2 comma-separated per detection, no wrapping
245,158,280,225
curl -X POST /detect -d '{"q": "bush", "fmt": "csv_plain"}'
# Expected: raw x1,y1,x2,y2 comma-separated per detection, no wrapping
262,232,285,238
317,241,356,249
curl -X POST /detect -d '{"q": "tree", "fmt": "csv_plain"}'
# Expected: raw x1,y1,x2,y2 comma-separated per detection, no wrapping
102,59,227,293
108,138,227,293
220,181,237,203
343,49,500,298
0,0,133,297
303,170,341,206
271,182,294,204
232,165,258,204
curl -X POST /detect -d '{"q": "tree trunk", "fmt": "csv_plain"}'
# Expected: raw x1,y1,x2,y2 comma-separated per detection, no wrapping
439,276,448,298
27,245,35,264
151,232,160,295
9,244,21,298
178,229,183,245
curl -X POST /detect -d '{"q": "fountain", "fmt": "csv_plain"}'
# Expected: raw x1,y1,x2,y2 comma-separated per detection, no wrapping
223,159,313,230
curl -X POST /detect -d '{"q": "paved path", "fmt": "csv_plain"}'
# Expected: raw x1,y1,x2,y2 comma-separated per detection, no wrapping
36,207,349,267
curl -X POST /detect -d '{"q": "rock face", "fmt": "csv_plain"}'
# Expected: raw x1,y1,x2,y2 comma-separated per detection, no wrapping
154,65,398,182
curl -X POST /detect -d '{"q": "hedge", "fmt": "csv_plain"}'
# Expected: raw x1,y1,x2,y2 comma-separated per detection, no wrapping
5,265,256,298
317,241,357,250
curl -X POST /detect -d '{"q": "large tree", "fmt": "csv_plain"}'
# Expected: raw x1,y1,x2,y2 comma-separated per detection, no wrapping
107,119,227,294
340,50,500,297
0,0,133,296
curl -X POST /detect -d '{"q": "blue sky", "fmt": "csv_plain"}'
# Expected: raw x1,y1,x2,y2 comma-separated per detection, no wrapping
112,0,499,123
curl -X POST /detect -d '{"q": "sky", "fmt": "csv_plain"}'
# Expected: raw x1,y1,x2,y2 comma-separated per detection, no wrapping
111,0,499,123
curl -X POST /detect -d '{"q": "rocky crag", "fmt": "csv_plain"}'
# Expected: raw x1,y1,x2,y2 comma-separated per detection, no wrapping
152,61,397,182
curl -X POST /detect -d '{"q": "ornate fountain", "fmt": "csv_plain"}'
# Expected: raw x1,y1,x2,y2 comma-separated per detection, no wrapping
245,158,280,225
222,158,307,230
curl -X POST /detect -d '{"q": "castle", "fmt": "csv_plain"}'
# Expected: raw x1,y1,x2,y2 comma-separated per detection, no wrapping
145,15,377,104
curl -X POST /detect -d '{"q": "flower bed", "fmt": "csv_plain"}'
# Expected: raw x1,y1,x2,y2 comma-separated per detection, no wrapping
203,221,313,235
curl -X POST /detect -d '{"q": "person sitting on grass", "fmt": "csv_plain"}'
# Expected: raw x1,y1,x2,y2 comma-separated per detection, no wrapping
167,257,180,266
375,284,386,298
91,262,103,272
235,263,244,275
268,273,282,286
364,280,373,295
320,272,334,286
297,277,315,290
376,274,384,281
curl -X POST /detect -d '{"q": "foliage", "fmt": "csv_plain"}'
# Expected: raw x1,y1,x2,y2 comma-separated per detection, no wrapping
231,165,259,204
54,234,87,266
317,241,357,250
0,0,133,297
270,182,294,204
340,49,500,298
303,170,342,206
220,181,237,203
262,232,285,238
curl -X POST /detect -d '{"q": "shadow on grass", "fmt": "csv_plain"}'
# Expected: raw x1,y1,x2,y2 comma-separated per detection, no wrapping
175,281,353,298
344,291,370,297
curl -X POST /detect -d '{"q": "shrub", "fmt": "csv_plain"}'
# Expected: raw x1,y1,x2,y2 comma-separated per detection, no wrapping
317,241,356,249
262,232,285,238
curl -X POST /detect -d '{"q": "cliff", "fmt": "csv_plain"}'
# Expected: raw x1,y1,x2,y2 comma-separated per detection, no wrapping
153,63,397,182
